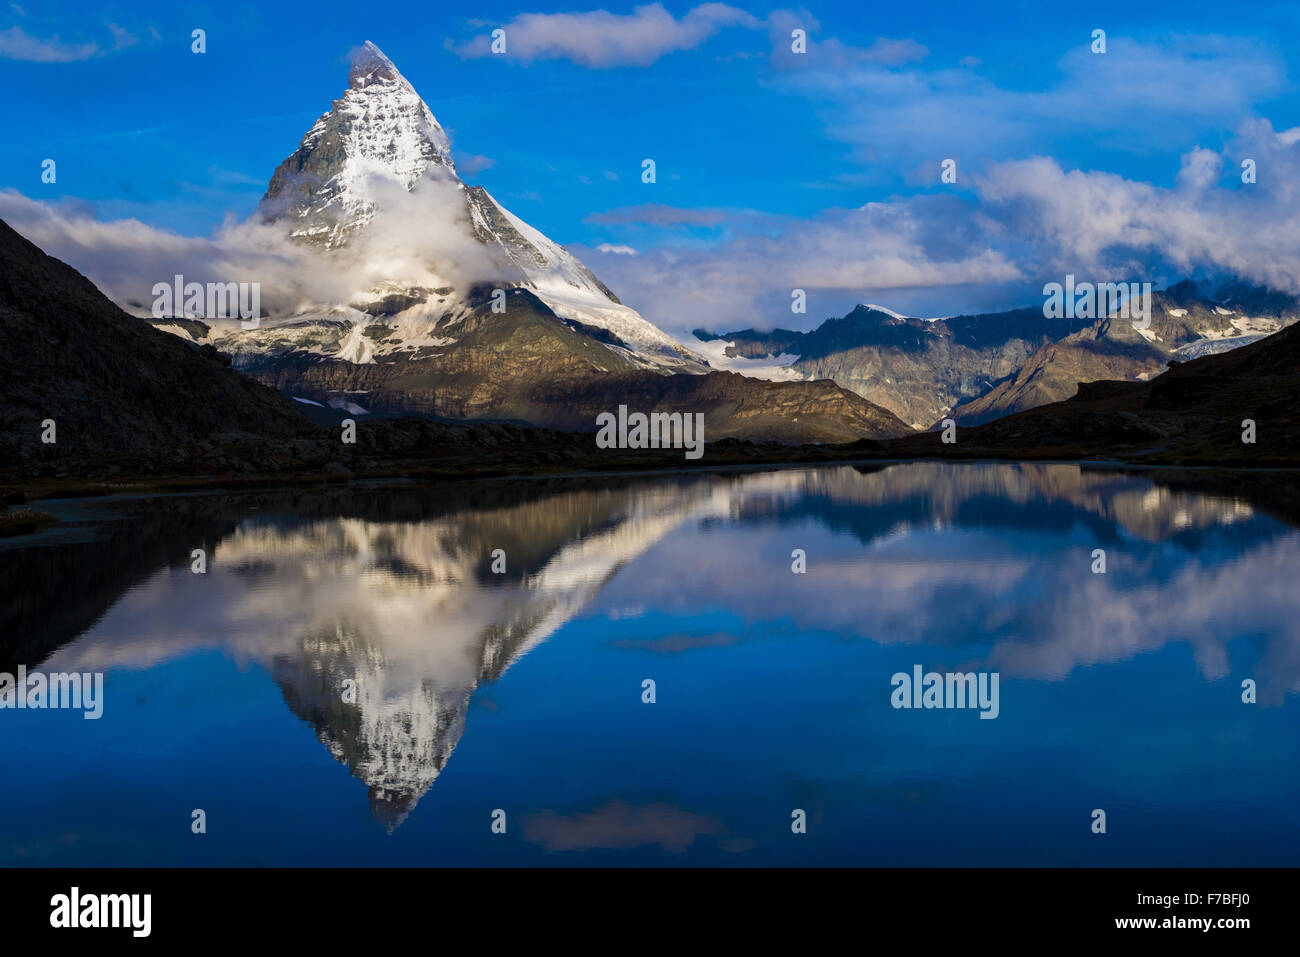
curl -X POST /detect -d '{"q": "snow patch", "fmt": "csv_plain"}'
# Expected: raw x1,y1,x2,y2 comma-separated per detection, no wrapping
858,303,948,322
328,397,370,416
693,338,805,381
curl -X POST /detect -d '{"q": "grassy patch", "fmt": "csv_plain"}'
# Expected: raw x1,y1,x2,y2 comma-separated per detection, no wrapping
0,508,58,538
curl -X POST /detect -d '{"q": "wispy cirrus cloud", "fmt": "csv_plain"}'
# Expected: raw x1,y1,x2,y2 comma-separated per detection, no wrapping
106,22,137,52
0,24,99,61
0,21,144,62
455,152,496,176
586,203,730,228
766,9,928,68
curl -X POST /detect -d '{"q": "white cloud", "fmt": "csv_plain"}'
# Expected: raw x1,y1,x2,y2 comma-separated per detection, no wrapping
0,20,149,61
448,5,930,73
584,119,1300,334
0,25,98,61
579,195,1024,333
447,3,761,67
455,153,496,176
973,119,1300,287
107,23,137,51
0,171,512,316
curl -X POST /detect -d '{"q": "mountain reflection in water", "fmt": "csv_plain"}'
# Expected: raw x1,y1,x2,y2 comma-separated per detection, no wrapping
2,463,1297,866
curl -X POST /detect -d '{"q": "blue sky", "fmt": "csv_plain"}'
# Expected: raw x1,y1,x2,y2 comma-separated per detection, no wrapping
4,0,1300,333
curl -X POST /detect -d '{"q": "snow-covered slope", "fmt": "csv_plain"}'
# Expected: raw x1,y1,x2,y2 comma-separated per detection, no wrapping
463,184,695,361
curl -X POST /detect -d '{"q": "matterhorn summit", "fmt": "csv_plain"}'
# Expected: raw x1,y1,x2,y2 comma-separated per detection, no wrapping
259,41,456,247
247,40,703,370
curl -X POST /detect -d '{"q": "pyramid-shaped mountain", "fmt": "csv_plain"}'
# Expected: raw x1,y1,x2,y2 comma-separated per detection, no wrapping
239,40,701,372
148,41,911,442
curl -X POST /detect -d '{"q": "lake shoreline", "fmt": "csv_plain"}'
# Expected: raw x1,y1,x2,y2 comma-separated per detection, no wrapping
5,455,1299,549
7,446,1298,506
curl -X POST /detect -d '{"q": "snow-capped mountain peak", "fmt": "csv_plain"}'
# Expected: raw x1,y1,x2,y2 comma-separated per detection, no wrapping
246,41,704,371
258,41,456,248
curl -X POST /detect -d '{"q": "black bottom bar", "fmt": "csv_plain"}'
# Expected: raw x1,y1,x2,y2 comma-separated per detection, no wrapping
0,867,1282,942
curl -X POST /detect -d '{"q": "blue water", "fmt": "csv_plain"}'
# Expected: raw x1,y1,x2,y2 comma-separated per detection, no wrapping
1,462,1297,866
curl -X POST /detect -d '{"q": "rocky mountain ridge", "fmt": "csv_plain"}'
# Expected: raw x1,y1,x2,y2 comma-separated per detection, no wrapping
697,281,1300,429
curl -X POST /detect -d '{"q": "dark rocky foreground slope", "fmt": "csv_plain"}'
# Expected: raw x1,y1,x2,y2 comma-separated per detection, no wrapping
0,218,317,464
0,218,607,480
945,314,1164,427
890,318,1300,466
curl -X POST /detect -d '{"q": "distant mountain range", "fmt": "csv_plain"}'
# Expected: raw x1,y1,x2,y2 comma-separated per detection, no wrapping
891,308,1300,466
696,281,1300,430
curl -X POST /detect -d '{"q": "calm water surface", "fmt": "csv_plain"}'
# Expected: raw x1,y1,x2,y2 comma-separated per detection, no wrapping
1,462,1297,866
